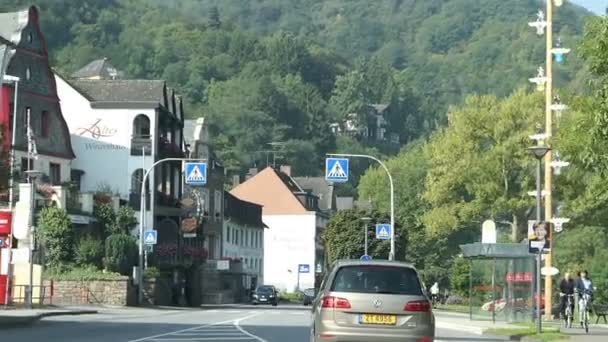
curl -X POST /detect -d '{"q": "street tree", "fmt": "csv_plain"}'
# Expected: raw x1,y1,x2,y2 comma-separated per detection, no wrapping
422,89,543,241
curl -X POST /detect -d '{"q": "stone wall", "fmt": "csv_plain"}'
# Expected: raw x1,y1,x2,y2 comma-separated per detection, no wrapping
44,277,135,306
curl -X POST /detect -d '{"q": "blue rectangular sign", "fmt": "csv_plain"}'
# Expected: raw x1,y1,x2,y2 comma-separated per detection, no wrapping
375,224,391,240
144,230,157,245
298,264,310,273
184,162,207,186
325,158,349,182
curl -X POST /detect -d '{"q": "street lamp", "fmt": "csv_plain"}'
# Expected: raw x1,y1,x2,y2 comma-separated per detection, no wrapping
528,144,550,334
361,217,372,256
24,169,43,308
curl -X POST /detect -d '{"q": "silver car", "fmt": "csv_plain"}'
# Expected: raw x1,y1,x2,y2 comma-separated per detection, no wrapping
310,260,435,342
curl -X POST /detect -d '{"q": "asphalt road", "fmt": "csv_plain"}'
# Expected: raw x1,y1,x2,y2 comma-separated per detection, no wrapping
0,306,512,342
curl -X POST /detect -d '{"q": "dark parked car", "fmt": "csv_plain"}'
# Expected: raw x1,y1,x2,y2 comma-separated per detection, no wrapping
302,288,316,306
252,285,278,306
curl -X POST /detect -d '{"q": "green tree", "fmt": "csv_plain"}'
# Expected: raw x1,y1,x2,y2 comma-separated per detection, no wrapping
113,206,138,235
208,6,221,29
449,256,471,297
93,203,116,238
422,90,543,240
104,234,138,275
37,207,74,268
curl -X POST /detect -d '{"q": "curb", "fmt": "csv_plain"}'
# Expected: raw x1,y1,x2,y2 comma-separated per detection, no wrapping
0,309,98,328
201,304,310,311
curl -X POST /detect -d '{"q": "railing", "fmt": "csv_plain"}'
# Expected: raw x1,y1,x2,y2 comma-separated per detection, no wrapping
9,284,53,307
157,137,184,158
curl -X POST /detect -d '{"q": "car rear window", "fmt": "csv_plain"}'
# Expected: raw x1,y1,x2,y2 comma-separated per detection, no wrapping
330,265,423,295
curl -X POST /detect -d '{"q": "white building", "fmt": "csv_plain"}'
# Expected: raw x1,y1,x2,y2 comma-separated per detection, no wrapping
54,62,188,239
230,166,328,292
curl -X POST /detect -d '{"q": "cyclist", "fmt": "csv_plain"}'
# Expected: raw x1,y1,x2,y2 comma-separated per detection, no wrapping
559,272,575,320
576,270,593,327
430,282,439,307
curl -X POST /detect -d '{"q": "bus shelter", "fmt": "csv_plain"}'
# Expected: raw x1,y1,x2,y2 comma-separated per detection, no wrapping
459,243,536,323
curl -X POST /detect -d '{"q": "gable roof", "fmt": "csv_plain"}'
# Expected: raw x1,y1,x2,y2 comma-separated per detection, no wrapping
71,57,122,79
230,167,308,215
293,177,335,211
68,79,167,109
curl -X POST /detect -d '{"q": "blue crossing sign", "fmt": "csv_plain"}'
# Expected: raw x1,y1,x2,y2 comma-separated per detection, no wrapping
360,255,372,261
184,162,207,185
325,158,349,182
375,224,391,240
298,264,310,273
144,230,157,245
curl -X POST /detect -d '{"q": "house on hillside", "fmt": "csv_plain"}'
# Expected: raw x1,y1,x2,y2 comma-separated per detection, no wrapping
230,166,327,292
330,103,399,144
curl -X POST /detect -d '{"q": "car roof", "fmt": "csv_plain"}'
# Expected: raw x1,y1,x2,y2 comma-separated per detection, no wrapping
333,259,417,270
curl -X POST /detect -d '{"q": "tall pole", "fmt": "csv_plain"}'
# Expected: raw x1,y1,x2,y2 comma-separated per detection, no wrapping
4,77,18,307
364,224,368,256
536,157,542,334
26,108,34,309
544,0,554,321
327,153,396,260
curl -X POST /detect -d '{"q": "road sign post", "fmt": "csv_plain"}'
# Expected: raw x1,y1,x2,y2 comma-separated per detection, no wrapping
327,153,396,260
137,158,206,305
297,264,309,291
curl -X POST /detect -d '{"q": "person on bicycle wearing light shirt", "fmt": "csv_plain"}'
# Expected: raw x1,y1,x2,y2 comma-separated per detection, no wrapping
576,270,593,326
559,272,575,319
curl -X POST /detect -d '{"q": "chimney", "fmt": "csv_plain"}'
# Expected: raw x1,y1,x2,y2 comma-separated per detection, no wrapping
280,165,291,176
232,175,240,188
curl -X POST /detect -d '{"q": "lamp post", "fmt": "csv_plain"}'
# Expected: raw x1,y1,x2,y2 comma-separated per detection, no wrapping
24,169,42,308
361,217,372,256
2,74,19,307
528,145,550,334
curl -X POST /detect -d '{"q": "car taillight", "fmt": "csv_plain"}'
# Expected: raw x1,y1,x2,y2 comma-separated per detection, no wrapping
320,296,351,309
417,337,432,342
404,300,431,312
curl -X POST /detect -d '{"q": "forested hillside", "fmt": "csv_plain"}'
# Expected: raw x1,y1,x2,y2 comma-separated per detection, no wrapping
0,0,593,178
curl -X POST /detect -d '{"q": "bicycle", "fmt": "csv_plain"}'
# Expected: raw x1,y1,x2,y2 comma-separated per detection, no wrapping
579,292,592,334
561,294,575,328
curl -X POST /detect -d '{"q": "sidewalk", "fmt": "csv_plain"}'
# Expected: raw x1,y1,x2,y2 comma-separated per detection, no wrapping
435,309,608,341
0,306,98,327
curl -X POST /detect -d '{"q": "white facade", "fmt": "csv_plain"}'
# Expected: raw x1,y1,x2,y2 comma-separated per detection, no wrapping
223,221,264,282
263,213,317,292
54,75,159,228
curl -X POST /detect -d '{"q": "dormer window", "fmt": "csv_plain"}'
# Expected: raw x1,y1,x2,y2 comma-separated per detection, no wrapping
25,68,31,81
27,32,33,43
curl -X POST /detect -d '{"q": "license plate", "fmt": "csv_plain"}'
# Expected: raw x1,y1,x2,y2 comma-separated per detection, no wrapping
360,314,397,325
260,298,267,301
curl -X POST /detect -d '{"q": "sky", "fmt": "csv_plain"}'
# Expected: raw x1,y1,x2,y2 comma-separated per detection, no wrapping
571,0,606,14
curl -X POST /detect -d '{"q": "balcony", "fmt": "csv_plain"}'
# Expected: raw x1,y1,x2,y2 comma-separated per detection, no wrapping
131,136,152,156
151,241,208,269
158,136,184,158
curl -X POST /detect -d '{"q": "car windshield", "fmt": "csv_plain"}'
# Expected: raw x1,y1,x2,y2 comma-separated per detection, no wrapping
257,286,273,293
330,265,423,295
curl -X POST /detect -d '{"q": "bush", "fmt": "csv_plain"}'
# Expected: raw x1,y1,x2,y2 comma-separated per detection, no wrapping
445,295,467,305
144,267,161,279
37,207,74,268
104,234,138,275
114,206,138,235
93,203,116,237
449,256,470,297
74,235,104,268
45,265,122,281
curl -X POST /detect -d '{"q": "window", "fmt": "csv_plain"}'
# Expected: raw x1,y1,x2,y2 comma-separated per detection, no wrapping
27,32,33,43
25,68,31,81
330,265,423,295
226,226,230,243
203,189,210,213
49,163,61,185
235,229,239,245
214,190,222,220
132,114,150,138
41,111,50,138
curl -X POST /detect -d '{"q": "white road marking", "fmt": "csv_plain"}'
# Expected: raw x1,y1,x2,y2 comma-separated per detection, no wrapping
234,314,268,342
127,312,261,342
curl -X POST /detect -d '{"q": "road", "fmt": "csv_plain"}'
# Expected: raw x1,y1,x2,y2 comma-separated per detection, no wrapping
0,306,512,342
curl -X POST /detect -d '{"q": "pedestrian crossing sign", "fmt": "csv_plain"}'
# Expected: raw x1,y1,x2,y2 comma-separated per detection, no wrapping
184,162,207,185
144,230,157,245
325,158,349,182
375,224,391,240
